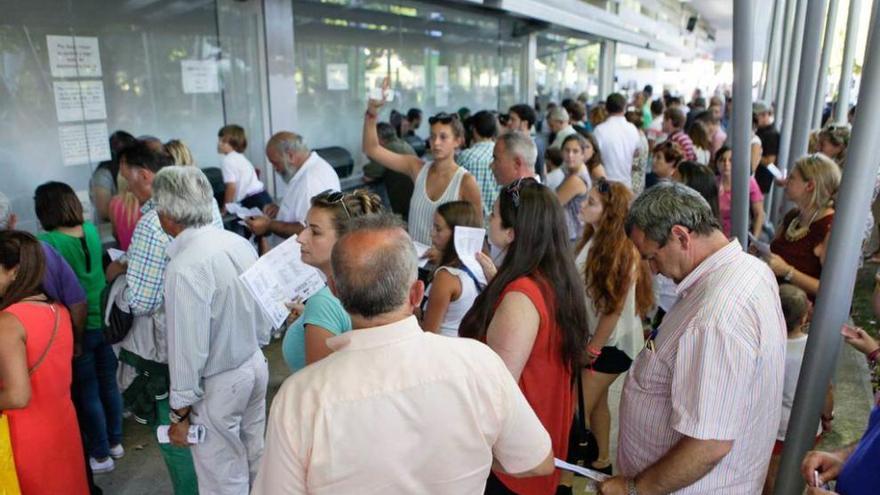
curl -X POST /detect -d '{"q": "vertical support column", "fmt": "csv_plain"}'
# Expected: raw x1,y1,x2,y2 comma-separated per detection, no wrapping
774,3,880,492
761,0,782,102
598,40,616,100
774,0,796,115
836,0,863,123
813,0,841,128
262,0,298,197
772,0,809,223
520,32,537,106
731,0,755,248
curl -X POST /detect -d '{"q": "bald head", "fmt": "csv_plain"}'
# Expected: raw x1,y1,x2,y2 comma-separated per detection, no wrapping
331,214,418,319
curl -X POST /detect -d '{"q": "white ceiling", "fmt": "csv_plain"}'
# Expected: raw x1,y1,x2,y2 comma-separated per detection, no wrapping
684,0,775,61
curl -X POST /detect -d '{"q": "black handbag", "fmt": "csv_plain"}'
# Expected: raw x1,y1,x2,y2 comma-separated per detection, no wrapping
101,274,134,345
566,372,599,466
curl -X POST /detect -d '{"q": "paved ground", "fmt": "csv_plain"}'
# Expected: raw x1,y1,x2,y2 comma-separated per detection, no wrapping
99,329,874,494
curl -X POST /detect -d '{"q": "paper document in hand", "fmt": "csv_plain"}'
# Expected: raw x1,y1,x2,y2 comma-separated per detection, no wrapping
766,163,786,180
748,233,771,256
553,458,610,482
239,235,326,329
225,203,263,219
454,226,487,286
413,241,431,268
107,248,125,262
157,424,206,444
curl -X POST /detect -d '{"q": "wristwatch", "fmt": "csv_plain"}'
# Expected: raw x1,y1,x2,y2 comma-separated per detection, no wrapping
626,478,639,495
169,408,191,424
783,268,794,282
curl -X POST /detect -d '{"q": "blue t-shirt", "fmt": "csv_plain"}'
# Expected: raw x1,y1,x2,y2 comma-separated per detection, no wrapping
836,404,880,494
281,286,352,372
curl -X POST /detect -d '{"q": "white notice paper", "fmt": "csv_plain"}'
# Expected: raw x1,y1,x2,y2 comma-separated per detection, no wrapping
239,235,326,329
326,63,349,90
157,425,206,444
225,203,263,219
553,458,610,482
181,60,220,94
107,248,126,262
59,125,89,166
47,35,102,78
86,122,112,162
454,226,487,287
53,81,107,122
413,241,431,268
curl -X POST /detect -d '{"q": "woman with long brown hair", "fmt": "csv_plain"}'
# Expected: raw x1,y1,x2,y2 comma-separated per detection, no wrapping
575,179,653,475
0,231,88,494
459,178,589,494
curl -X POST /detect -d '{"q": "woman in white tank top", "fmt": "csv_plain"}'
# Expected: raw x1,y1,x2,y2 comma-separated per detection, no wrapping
362,85,483,245
421,202,483,336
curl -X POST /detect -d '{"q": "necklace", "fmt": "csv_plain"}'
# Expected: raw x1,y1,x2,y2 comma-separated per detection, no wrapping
785,209,820,242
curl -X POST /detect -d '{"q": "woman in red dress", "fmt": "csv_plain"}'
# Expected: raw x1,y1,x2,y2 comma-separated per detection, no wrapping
0,230,88,494
460,178,590,495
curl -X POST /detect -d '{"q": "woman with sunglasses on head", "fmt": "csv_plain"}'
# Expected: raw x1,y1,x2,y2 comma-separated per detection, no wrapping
421,201,482,337
575,179,653,476
281,189,383,372
556,133,607,242
34,181,124,474
363,79,483,246
0,230,89,494
459,179,589,495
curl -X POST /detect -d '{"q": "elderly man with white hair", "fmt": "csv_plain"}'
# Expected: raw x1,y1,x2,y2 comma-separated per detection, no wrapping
547,106,577,150
154,166,273,495
246,132,340,242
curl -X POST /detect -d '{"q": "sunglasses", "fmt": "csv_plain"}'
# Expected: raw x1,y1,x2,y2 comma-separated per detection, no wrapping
428,112,459,125
504,177,539,208
316,189,351,218
595,178,611,195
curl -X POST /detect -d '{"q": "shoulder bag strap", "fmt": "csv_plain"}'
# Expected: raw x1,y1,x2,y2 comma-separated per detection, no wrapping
28,304,59,375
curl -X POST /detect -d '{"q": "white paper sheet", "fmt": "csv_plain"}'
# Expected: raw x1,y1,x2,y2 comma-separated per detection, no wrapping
181,60,220,94
766,163,786,180
411,65,425,88
413,241,431,268
748,232,771,256
436,65,449,89
59,125,89,166
47,35,102,78
107,248,126,262
326,63,349,90
53,81,107,122
86,122,112,162
239,235,326,329
225,203,263,219
454,226,487,286
553,458,610,482
157,424,206,444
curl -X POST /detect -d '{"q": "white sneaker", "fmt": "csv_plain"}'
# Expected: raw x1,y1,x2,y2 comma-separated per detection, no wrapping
109,444,125,459
90,456,115,474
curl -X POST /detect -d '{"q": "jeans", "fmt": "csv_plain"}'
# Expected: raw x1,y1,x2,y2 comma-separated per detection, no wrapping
73,331,124,459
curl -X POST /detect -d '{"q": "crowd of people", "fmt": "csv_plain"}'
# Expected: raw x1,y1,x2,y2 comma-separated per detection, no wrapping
1,82,879,495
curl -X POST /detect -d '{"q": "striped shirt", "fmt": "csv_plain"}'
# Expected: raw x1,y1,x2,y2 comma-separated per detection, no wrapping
617,241,785,494
164,226,273,409
668,130,697,162
457,141,498,218
408,164,467,245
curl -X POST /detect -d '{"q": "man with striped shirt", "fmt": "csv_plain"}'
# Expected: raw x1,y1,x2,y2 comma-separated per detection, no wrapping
600,183,785,494
662,107,697,162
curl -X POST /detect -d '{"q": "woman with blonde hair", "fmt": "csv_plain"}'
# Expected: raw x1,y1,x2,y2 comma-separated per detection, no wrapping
575,179,653,475
765,153,841,298
164,139,195,166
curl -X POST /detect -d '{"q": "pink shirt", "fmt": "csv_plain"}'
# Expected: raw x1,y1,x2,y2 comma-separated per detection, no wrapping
617,241,785,494
718,177,764,238
252,316,552,494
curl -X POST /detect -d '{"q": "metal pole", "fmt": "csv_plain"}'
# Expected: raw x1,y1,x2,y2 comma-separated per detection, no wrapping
775,0,796,115
774,4,880,492
813,0,841,128
836,0,863,123
731,0,755,248
772,0,809,223
762,0,783,102
788,0,830,167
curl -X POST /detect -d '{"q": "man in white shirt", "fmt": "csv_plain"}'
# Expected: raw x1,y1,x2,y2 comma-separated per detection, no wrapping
593,93,641,187
252,214,554,494
246,132,340,240
153,166,273,495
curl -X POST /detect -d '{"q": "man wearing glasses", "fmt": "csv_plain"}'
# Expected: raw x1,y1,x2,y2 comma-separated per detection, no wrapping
600,183,786,495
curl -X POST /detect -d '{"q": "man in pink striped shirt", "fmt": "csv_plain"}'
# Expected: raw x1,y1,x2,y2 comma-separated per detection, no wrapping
662,108,697,162
600,182,785,495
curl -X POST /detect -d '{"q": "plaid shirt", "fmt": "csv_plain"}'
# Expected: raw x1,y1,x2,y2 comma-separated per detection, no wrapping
457,140,498,218
124,199,223,316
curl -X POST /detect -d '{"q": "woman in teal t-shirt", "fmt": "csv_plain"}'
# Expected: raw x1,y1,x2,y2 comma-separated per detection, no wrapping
282,189,384,372
35,182,124,472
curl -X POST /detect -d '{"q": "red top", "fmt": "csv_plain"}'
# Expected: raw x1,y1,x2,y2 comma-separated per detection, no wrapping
491,275,572,494
3,302,88,495
770,210,833,294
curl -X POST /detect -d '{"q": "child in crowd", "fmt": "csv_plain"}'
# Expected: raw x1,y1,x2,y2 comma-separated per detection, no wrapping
218,124,272,210
421,201,483,337
645,140,683,190
764,283,833,494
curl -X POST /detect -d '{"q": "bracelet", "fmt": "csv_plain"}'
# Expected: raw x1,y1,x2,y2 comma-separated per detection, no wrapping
626,478,639,495
868,347,880,363
783,268,795,282
365,110,377,119
587,345,603,357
